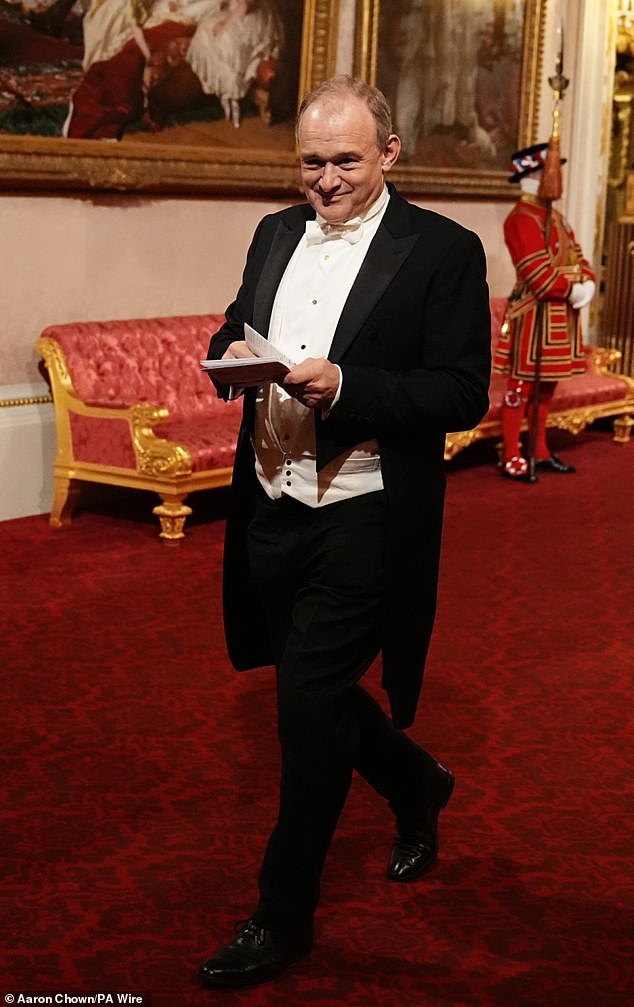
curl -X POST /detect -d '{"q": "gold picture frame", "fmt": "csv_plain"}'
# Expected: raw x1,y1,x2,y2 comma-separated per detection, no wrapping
355,0,546,198
0,0,338,197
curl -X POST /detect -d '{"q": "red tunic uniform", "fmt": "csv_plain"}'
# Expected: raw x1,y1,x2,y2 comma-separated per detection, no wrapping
494,194,595,380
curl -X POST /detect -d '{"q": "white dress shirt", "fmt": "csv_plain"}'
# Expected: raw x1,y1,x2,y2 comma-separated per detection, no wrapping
253,188,389,507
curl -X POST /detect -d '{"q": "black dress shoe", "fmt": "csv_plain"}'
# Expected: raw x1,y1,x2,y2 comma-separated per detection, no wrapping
388,762,455,882
535,454,576,474
199,918,313,988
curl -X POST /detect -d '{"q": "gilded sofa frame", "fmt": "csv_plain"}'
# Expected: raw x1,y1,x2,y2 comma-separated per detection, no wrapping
37,335,234,541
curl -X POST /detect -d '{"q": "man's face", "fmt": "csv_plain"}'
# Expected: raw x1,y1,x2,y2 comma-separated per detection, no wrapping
297,96,401,224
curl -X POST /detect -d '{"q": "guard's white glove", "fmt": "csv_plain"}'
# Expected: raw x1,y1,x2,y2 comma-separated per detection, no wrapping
569,280,596,309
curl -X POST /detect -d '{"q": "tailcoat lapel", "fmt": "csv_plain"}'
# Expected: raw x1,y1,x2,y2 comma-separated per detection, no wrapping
252,209,311,334
329,193,419,362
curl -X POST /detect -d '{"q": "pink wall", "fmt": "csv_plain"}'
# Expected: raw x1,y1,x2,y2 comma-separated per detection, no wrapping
0,192,515,387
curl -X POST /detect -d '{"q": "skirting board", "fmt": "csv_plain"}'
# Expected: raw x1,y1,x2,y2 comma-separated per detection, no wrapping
0,383,55,521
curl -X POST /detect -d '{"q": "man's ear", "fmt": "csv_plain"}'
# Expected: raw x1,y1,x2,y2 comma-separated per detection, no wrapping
381,133,401,173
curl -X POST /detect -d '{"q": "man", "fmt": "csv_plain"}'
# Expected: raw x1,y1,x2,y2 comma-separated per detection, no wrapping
494,142,596,481
199,75,491,988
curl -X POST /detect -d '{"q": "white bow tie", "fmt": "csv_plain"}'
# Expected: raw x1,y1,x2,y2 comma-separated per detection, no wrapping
305,219,364,246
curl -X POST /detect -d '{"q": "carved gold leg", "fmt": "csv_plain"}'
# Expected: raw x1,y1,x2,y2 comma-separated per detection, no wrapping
50,475,81,527
613,414,633,444
153,495,193,543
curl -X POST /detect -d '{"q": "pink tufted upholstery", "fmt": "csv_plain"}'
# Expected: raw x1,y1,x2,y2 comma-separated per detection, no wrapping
70,414,138,468
45,315,227,417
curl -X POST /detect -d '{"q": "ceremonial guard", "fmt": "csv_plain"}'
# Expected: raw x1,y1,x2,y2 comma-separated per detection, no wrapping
494,142,596,481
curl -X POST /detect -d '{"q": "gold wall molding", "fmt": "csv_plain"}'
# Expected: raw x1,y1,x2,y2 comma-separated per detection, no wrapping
0,394,53,408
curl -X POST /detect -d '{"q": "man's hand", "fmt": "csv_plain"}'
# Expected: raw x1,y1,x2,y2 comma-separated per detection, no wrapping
222,341,257,360
282,358,340,410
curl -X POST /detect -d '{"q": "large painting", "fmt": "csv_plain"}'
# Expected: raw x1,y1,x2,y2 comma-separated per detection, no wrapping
356,0,545,197
0,0,338,194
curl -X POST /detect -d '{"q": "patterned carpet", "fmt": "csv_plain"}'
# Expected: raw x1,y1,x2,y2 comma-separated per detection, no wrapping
1,429,632,1006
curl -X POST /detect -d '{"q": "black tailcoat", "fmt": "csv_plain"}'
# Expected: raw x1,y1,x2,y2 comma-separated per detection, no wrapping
209,184,491,728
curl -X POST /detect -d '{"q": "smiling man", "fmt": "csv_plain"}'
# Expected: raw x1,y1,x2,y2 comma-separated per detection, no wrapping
199,75,491,988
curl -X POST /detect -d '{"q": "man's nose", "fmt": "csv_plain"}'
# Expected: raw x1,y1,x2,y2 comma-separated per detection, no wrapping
319,162,341,190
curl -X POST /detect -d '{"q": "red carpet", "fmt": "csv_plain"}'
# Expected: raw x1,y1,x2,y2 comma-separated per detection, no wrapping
1,429,632,1006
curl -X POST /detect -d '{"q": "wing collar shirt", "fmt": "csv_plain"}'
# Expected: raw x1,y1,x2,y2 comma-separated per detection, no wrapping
253,186,389,507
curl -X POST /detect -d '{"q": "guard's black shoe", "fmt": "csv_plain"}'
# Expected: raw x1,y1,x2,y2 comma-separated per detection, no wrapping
388,762,455,882
535,454,576,474
199,918,313,988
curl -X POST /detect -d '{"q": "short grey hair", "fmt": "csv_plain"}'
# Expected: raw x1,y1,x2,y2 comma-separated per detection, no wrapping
295,75,394,150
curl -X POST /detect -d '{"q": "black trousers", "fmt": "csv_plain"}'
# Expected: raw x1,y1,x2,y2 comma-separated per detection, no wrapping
246,489,434,930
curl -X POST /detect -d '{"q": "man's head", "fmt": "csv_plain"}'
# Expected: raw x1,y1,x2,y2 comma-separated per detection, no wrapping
296,75,401,225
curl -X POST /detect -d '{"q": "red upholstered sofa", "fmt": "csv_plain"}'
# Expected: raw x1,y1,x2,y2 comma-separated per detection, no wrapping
37,314,242,541
37,299,634,540
444,296,634,460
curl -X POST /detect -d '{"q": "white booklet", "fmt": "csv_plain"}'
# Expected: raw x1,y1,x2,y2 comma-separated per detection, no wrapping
200,324,295,385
